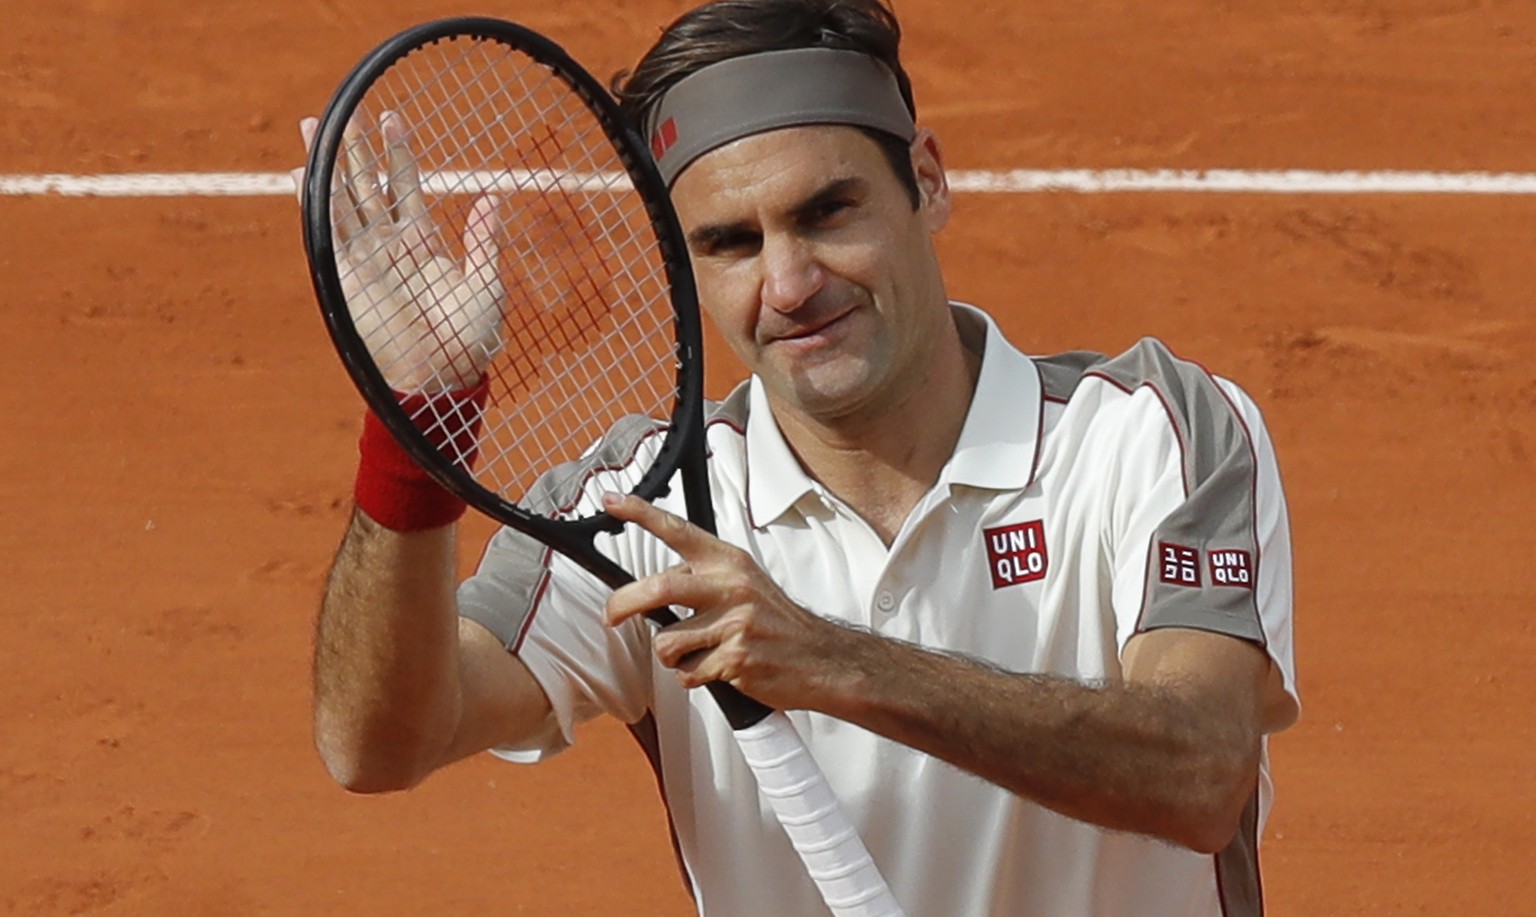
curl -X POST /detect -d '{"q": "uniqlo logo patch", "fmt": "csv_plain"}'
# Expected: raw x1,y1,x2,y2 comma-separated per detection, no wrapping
984,521,1048,589
1159,542,1202,587
1209,549,1254,588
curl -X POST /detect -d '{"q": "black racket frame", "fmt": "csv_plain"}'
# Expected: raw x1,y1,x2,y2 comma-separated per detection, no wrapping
301,17,770,728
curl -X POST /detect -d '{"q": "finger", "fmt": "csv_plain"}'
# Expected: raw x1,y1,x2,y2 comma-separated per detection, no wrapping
666,632,749,691
292,118,319,206
462,195,505,293
295,118,359,243
298,116,319,155
673,652,728,690
611,562,694,629
330,119,372,245
605,566,732,629
652,616,727,670
381,111,427,226
608,562,752,632
342,117,389,230
330,156,364,246
602,493,722,561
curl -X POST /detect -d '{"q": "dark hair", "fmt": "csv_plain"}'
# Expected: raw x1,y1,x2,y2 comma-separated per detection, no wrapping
612,0,921,207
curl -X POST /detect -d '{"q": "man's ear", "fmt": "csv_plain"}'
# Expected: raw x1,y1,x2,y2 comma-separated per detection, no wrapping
910,128,951,232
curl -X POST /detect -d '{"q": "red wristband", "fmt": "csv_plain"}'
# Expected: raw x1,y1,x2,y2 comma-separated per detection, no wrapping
354,380,490,532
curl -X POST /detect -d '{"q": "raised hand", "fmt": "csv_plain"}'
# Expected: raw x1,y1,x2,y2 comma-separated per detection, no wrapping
601,493,864,711
295,112,506,394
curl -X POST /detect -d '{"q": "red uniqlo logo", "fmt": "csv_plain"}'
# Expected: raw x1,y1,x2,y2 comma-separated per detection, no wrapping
650,117,679,160
1209,549,1254,588
984,521,1048,589
1159,542,1201,587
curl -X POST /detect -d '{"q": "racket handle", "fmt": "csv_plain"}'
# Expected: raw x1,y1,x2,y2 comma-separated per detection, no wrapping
735,711,906,917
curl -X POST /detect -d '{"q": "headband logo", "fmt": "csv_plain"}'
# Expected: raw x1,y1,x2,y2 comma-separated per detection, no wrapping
650,117,679,161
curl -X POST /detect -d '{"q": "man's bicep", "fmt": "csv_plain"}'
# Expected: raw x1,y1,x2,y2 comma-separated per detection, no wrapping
1121,627,1297,735
438,617,559,768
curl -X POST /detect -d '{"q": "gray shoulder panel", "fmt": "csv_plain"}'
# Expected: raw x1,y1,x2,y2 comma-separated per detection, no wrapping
459,527,554,651
1104,339,1265,643
1089,338,1249,503
521,412,670,521
1034,349,1109,402
1041,339,1266,644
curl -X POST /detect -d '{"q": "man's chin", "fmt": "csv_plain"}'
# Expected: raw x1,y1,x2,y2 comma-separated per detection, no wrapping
765,360,885,422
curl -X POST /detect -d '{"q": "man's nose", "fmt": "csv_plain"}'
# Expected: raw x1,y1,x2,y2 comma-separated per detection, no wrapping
759,234,825,313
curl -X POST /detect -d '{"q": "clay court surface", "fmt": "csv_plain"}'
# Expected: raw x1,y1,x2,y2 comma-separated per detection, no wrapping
3,0,1534,913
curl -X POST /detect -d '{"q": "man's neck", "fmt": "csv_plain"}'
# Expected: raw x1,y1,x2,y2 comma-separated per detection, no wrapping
769,320,983,546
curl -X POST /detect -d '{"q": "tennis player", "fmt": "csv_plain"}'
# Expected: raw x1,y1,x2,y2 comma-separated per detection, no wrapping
306,1,1300,914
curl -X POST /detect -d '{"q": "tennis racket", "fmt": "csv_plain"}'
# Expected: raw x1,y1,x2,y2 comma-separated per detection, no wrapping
299,18,904,917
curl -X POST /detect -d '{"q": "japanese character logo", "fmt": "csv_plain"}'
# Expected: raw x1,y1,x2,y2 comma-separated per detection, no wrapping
1158,542,1201,587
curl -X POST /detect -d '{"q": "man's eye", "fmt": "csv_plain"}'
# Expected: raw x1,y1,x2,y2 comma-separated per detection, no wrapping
699,231,761,257
808,199,852,223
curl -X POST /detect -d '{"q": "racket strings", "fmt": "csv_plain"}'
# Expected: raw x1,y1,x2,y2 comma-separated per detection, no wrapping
331,36,680,519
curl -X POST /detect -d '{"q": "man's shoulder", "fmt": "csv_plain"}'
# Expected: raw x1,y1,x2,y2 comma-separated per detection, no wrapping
1029,336,1270,467
1031,336,1235,404
1032,333,1259,411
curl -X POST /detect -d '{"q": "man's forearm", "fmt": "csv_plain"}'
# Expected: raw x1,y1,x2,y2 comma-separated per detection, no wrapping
312,509,465,792
816,628,1262,852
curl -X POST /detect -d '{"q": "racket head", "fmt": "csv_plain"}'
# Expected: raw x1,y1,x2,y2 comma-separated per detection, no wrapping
301,17,707,545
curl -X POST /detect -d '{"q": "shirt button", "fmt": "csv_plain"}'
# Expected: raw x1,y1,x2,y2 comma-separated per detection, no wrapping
875,591,896,612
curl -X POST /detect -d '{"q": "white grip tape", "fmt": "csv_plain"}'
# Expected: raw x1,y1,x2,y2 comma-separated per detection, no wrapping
735,711,907,917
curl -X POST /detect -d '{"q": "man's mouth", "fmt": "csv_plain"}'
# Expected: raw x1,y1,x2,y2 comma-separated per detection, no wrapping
771,308,853,343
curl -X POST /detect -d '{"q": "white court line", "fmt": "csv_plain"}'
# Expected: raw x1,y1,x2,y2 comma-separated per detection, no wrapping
4,169,1536,197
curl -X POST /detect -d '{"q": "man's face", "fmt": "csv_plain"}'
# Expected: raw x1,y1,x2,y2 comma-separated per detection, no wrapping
669,125,952,427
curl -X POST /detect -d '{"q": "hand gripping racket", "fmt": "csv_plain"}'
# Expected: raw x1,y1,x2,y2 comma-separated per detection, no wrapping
300,18,904,917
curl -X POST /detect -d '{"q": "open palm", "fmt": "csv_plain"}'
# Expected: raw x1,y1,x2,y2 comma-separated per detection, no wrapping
298,112,505,393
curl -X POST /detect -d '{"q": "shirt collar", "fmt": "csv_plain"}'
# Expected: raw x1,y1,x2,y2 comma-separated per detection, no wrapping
744,375,817,527
943,303,1044,492
744,303,1043,527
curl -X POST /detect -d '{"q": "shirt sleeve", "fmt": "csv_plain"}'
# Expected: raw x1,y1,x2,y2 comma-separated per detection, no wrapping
453,414,683,762
1099,340,1298,705
457,527,656,762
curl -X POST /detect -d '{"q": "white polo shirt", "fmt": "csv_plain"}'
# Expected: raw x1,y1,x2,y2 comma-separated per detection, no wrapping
460,304,1298,917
